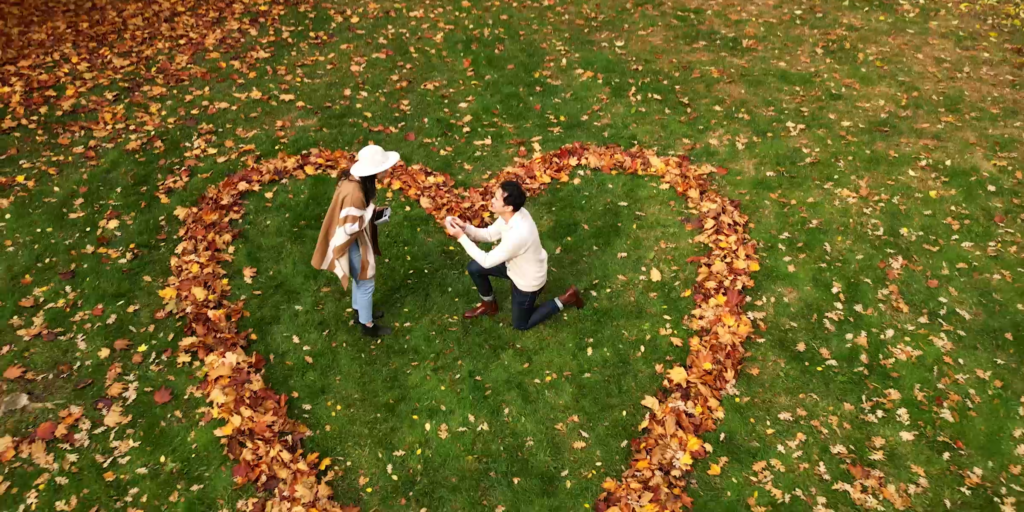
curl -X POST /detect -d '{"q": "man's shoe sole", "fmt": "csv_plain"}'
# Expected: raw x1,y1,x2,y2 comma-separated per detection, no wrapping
463,310,498,319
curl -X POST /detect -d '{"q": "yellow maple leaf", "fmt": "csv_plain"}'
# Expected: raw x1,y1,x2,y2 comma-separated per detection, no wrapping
667,365,688,385
214,423,235,437
721,312,736,326
707,464,722,475
641,395,660,410
158,287,177,300
711,260,728,274
685,435,703,453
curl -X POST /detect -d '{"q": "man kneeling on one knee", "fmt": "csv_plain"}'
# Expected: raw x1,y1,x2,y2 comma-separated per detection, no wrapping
444,180,584,331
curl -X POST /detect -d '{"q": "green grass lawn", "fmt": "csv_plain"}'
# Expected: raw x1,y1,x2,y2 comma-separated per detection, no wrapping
234,173,694,509
2,0,1023,510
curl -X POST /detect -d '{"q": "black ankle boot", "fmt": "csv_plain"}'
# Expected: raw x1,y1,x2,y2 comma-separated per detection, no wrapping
353,309,385,321
361,323,392,337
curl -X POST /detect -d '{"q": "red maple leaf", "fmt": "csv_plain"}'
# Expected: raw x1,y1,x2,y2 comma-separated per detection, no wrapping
679,493,694,510
35,421,57,441
153,386,173,405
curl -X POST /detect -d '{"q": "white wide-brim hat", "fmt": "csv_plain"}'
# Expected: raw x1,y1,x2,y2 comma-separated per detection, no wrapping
351,144,400,177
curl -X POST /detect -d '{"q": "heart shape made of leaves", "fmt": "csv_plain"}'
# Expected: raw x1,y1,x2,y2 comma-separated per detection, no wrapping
157,142,760,512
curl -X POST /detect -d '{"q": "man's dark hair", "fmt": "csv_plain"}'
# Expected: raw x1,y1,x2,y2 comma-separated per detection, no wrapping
499,181,526,212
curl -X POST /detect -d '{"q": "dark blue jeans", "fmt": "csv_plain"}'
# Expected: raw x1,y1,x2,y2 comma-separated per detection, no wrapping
467,261,560,331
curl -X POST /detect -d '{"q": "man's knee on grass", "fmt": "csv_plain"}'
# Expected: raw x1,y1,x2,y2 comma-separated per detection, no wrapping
467,260,486,275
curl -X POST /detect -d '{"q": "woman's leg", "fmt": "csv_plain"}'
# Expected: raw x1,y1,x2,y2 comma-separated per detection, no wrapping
354,277,375,325
348,243,375,325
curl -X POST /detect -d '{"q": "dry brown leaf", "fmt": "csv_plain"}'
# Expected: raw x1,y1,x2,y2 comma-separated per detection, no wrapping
3,364,26,380
650,267,662,282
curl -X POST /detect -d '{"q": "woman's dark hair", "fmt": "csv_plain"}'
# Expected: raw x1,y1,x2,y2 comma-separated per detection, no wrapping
360,175,377,204
337,170,378,203
499,181,526,212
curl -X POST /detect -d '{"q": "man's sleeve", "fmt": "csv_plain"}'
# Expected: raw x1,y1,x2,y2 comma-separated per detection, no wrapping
465,222,502,243
458,231,523,269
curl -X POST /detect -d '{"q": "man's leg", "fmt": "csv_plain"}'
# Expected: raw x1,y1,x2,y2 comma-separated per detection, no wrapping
509,286,557,330
467,260,508,301
511,285,584,331
464,261,509,319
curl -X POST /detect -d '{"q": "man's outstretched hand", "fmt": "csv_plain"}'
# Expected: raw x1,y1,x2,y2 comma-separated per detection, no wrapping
445,216,465,239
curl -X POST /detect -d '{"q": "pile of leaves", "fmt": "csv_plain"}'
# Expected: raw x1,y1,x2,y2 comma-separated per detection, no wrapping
956,0,1024,31
0,0,299,126
0,0,311,213
156,142,758,511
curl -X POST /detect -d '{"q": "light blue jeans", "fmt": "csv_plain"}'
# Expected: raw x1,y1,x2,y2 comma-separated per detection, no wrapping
348,242,375,324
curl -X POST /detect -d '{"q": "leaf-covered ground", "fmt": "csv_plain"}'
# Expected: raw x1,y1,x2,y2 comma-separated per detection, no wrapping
2,0,1023,510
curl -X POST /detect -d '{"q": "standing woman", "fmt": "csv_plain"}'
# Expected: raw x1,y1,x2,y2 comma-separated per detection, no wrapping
312,145,399,337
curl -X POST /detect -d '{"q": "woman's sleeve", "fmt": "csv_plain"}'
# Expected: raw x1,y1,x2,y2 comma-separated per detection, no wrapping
339,192,373,236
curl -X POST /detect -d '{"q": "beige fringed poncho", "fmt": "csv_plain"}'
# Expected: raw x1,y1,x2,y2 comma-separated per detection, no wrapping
311,177,381,289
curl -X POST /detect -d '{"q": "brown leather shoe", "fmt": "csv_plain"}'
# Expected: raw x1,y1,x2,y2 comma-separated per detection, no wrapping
558,285,585,310
464,300,499,319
